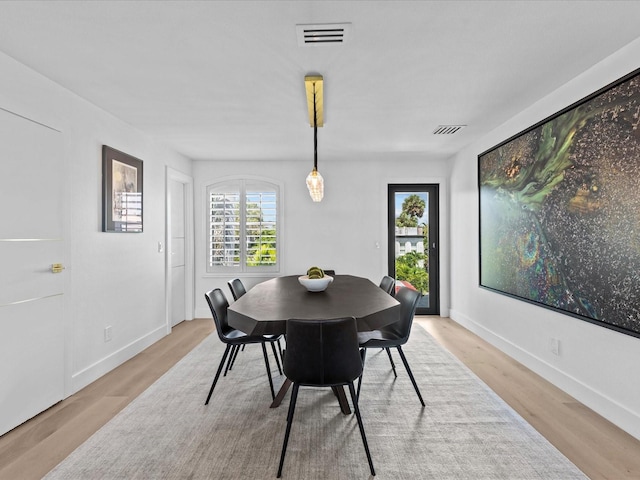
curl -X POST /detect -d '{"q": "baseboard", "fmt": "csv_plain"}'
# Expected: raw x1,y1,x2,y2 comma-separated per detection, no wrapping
71,325,167,393
449,309,640,441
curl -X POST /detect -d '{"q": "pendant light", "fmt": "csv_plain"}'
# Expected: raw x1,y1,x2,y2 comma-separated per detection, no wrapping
305,75,324,202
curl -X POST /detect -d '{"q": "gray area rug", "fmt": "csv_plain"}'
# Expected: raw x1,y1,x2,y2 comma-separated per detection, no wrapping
45,325,587,479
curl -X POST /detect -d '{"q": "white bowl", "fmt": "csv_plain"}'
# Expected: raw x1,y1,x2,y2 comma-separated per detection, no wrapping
298,275,333,292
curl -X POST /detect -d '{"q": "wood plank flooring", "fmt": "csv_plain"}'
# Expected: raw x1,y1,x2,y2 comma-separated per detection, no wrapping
0,318,214,480
418,317,640,480
1,316,639,479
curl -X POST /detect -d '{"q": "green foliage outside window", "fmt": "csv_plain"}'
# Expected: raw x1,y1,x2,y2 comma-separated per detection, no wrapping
396,251,429,293
396,211,417,227
246,203,276,266
395,194,425,227
247,227,277,266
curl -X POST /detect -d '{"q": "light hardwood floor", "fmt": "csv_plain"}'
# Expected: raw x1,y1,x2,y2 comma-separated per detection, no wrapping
1,316,639,479
418,317,640,480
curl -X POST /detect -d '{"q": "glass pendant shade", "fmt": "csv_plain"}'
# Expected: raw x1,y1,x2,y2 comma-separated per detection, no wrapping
306,167,324,202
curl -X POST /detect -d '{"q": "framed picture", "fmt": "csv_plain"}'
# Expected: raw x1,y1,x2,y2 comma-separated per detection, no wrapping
478,67,640,338
102,145,143,232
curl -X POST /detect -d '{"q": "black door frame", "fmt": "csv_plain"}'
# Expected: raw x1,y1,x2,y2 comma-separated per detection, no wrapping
387,184,439,315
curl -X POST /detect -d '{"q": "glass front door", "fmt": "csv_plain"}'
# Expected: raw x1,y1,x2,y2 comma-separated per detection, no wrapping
388,184,439,315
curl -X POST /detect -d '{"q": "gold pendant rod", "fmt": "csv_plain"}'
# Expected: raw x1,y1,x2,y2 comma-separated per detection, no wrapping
304,75,323,127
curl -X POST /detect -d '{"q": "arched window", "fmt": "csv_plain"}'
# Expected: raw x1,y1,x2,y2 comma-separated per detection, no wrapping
206,178,280,274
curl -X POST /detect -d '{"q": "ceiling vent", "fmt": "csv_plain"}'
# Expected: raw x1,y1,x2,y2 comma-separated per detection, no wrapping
296,23,351,46
432,125,466,135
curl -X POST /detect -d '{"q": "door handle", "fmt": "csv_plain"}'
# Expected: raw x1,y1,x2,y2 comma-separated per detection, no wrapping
51,263,65,273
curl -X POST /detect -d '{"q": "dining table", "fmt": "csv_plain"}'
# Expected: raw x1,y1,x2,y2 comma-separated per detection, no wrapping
227,274,401,413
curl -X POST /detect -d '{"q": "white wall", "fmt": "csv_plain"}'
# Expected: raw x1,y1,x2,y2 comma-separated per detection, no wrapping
193,154,450,318
0,51,192,396
449,37,640,440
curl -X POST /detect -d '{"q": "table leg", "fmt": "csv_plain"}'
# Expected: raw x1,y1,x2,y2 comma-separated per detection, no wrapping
270,378,292,408
331,386,351,415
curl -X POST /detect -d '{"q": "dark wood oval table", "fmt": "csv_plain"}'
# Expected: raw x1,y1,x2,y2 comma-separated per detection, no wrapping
227,274,401,411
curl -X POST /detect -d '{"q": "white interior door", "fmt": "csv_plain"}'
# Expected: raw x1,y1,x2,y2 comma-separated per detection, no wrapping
0,108,65,436
165,167,194,331
170,179,186,327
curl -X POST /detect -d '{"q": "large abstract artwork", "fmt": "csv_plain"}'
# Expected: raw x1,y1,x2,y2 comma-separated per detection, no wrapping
478,68,640,338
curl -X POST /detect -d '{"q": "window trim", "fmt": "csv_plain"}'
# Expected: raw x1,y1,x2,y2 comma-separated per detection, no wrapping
205,175,282,276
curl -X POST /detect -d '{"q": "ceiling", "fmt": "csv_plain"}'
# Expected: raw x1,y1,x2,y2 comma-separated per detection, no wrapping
0,1,639,162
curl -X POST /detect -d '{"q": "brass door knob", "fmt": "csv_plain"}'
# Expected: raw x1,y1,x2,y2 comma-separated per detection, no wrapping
51,263,65,273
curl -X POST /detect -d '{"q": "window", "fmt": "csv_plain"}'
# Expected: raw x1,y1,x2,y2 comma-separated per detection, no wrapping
207,178,279,274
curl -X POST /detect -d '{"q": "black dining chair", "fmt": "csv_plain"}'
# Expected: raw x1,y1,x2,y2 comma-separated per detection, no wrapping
204,288,279,404
357,286,425,406
226,278,283,375
377,275,397,375
226,278,249,368
227,278,247,300
379,275,395,296
277,317,375,478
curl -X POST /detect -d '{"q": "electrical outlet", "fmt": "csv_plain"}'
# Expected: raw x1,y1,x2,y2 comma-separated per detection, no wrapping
549,337,560,356
104,325,113,342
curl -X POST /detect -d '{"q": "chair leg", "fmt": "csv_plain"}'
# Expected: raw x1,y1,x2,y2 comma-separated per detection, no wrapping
385,347,397,377
261,343,276,400
228,344,242,372
396,346,425,407
271,341,283,375
205,344,231,405
348,382,376,476
224,345,237,376
277,383,300,478
277,338,284,363
356,347,367,400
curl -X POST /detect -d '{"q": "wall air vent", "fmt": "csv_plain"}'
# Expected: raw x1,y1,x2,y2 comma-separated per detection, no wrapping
296,23,351,46
432,125,466,135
